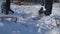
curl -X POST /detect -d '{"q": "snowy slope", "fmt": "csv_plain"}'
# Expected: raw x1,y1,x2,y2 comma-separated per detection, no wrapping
0,3,60,34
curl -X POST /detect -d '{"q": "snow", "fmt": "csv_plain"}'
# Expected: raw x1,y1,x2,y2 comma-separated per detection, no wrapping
0,2,60,34
45,28,60,34
0,22,4,27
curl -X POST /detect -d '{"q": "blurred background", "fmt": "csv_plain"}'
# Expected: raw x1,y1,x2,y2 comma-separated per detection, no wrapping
0,0,60,5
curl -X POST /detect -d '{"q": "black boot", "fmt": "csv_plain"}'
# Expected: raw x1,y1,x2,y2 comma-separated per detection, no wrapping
39,7,45,14
44,11,51,16
5,10,9,15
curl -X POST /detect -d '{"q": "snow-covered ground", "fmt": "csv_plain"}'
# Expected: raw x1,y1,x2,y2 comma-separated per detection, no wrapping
0,2,60,34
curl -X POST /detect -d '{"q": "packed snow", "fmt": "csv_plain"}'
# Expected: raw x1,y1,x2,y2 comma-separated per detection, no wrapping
0,2,60,34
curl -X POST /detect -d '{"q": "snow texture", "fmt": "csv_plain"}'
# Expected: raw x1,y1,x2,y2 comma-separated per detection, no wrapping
0,2,60,34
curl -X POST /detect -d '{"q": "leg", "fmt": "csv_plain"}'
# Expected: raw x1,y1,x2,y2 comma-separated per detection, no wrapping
5,0,14,14
5,8,9,14
44,4,52,16
44,0,53,16
9,9,14,13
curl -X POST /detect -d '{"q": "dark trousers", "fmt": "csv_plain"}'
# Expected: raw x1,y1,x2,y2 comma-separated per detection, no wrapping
5,0,14,14
44,0,53,16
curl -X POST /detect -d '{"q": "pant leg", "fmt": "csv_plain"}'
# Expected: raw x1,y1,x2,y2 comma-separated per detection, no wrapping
5,0,10,14
44,0,53,16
